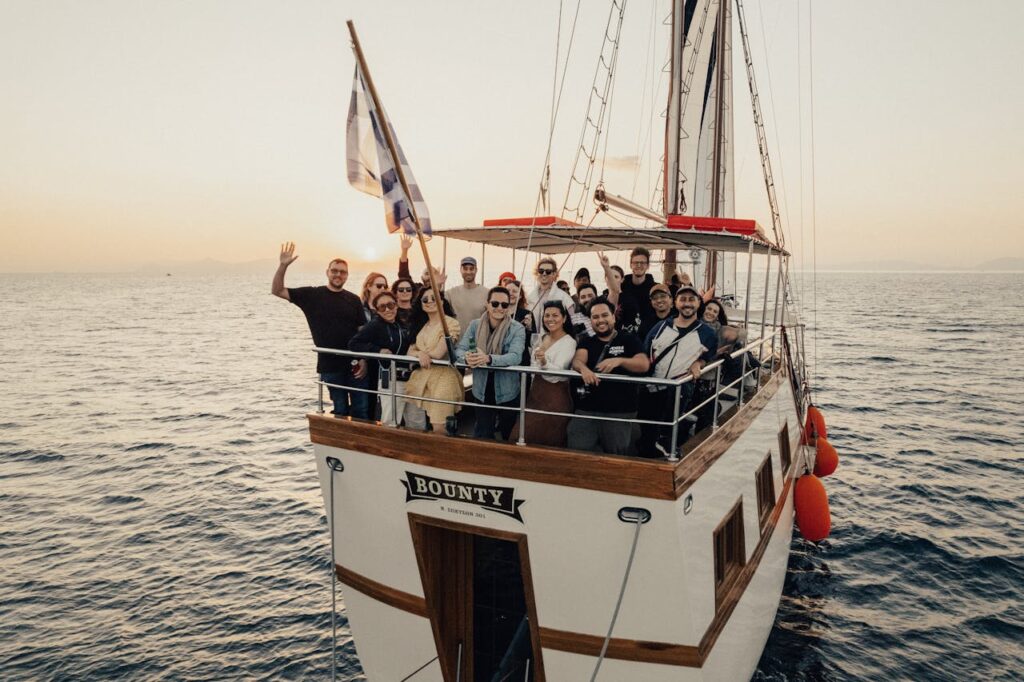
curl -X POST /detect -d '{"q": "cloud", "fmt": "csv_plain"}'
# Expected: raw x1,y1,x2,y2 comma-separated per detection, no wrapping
602,155,640,171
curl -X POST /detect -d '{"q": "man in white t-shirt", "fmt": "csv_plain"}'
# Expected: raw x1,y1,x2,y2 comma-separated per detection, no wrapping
446,256,488,331
529,256,575,322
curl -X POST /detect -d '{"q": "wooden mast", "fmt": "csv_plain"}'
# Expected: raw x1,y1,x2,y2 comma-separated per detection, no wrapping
662,0,685,284
346,20,451,340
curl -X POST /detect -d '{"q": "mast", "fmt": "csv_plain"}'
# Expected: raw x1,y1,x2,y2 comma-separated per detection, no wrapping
705,0,729,291
662,0,685,283
346,20,450,340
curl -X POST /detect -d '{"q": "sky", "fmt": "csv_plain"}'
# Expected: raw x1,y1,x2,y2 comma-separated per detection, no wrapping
1,0,1022,273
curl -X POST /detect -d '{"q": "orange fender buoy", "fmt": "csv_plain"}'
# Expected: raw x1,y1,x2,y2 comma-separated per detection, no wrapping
808,405,827,439
814,437,839,477
794,474,831,541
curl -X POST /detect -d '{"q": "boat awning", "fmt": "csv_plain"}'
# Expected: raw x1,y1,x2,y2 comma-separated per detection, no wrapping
432,215,786,256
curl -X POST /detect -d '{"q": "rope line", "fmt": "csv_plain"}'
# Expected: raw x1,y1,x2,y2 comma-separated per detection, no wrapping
589,515,644,681
808,0,818,394
399,655,440,681
329,465,337,682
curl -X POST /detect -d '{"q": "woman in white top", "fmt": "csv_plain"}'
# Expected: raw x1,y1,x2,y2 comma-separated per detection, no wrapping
510,301,577,447
529,256,575,323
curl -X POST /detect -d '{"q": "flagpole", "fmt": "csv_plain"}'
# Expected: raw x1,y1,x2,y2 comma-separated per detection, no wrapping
346,20,452,341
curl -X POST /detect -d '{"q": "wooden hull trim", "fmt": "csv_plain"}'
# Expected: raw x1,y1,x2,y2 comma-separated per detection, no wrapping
330,475,794,668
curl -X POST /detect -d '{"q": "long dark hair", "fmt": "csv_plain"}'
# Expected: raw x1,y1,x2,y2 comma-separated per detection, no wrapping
540,301,575,338
699,298,728,326
410,286,455,338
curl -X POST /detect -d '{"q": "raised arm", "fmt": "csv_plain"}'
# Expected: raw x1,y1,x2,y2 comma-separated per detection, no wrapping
599,251,620,306
272,242,299,300
398,234,413,280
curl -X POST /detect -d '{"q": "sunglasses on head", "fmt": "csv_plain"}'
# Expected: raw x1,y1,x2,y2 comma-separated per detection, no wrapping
376,301,397,312
489,300,510,309
537,268,555,275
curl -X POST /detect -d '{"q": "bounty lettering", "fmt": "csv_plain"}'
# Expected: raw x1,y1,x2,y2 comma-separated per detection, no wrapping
401,471,525,522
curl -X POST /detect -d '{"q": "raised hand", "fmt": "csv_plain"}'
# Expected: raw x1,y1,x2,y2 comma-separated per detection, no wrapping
400,233,413,255
598,251,610,269
280,242,299,266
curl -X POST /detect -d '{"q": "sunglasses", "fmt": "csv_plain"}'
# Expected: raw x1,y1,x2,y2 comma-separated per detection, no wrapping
422,297,435,304
396,287,413,293
372,282,387,289
537,268,555,276
376,301,397,312
489,300,510,309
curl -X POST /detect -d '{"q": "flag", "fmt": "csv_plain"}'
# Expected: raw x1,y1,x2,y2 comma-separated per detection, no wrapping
346,63,431,236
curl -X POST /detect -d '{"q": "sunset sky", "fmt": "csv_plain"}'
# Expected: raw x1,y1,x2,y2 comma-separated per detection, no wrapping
2,0,1022,273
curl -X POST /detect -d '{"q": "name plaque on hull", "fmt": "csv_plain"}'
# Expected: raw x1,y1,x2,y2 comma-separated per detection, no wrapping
402,471,526,522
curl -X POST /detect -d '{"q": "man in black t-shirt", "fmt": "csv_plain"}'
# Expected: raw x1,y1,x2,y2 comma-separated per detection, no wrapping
272,242,369,418
567,298,650,455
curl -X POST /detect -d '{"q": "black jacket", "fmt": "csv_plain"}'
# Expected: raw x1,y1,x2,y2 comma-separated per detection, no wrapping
349,316,411,383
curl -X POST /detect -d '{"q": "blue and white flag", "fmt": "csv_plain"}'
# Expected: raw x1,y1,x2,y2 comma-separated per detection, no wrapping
346,63,431,236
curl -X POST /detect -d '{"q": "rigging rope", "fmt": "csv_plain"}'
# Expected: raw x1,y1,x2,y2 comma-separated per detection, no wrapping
808,0,818,394
561,0,628,224
589,514,644,681
518,0,584,284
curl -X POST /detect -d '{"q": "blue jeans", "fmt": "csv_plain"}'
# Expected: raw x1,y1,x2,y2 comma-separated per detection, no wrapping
320,370,371,420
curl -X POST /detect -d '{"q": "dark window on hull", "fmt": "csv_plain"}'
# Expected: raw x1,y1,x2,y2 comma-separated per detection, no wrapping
778,421,792,476
756,453,776,528
713,498,746,608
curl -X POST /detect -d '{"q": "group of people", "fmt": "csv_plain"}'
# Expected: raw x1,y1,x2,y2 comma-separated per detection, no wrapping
274,239,751,458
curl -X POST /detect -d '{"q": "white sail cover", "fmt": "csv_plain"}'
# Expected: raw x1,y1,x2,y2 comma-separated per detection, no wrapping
675,0,736,298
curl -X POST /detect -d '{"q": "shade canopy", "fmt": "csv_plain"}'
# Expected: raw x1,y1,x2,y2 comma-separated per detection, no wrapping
432,215,786,256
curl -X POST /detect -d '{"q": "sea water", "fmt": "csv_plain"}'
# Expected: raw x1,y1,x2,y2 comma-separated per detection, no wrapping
0,271,1021,680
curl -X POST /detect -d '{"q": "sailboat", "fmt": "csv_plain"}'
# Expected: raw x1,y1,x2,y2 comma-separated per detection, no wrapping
310,2,831,679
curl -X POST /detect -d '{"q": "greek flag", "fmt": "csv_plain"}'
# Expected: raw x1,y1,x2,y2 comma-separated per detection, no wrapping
346,63,431,236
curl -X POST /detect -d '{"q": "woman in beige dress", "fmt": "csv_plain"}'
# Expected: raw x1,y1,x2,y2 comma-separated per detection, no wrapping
510,300,577,447
404,288,462,431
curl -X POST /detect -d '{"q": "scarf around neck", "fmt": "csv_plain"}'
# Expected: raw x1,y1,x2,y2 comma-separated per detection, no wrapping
474,311,512,357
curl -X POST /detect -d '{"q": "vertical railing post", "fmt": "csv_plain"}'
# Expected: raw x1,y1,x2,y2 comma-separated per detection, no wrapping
669,381,682,461
742,240,754,330
318,381,325,414
770,253,784,375
712,365,723,429
389,359,398,426
758,247,772,367
516,371,528,446
738,352,748,406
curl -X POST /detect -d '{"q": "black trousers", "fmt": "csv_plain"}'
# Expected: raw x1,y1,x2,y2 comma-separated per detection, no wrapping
637,383,694,457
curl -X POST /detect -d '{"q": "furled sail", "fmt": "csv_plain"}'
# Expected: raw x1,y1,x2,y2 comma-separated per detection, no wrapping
674,0,736,300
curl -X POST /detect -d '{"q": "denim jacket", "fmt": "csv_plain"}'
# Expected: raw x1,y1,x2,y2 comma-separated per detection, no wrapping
455,318,526,404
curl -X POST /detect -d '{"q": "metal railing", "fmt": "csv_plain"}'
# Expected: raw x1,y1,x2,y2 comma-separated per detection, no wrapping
312,328,783,462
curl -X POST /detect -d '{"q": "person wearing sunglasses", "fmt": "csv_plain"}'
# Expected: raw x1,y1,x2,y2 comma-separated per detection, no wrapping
272,242,369,419
349,290,412,426
359,272,389,324
455,286,526,440
391,276,416,330
528,256,575,324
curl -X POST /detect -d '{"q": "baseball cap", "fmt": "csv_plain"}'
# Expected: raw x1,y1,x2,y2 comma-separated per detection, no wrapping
574,267,591,281
649,283,672,298
498,271,516,282
675,285,702,299
460,256,477,267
